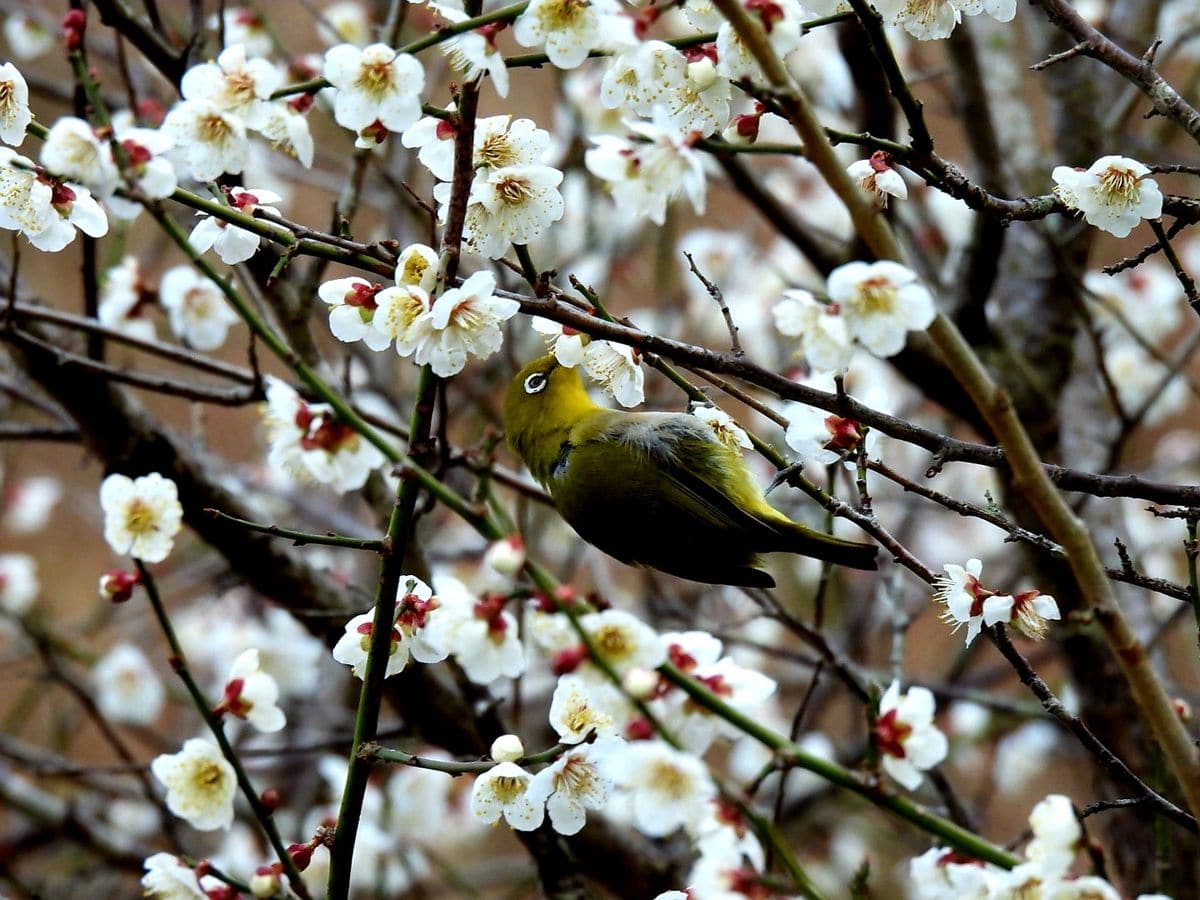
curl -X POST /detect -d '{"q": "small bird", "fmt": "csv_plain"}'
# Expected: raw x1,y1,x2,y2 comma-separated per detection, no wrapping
503,355,877,588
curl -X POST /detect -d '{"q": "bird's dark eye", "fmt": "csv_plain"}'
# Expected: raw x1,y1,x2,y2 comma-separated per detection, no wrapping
524,372,548,395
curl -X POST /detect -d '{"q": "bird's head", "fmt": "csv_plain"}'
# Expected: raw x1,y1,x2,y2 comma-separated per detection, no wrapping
503,355,595,473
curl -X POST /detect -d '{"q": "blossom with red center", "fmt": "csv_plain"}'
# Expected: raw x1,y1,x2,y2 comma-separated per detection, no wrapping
874,681,947,790
934,558,994,645
332,575,449,679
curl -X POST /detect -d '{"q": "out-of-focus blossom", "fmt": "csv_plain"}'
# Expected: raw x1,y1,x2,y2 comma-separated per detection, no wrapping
94,643,165,725
3,475,61,534
605,740,716,837
159,265,240,350
142,852,219,899
151,739,236,831
0,552,38,615
262,378,385,491
210,8,273,57
875,681,948,790
41,116,118,197
98,256,156,341
318,1,373,46
4,16,54,61
827,260,936,358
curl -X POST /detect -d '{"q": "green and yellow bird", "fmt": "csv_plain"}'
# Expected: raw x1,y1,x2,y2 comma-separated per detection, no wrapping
503,355,877,588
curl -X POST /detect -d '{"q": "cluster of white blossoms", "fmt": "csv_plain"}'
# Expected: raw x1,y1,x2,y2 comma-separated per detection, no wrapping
333,574,524,684
935,558,1061,646
909,794,1172,898
774,260,936,373
319,241,520,377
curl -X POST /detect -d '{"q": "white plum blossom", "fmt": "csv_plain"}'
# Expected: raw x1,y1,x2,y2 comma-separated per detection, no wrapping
602,42,729,135
373,283,434,356
407,113,553,183
848,152,908,206
443,164,565,259
319,276,395,351
875,681,948,790
40,116,118,197
933,558,989,645
582,340,645,407
549,673,628,743
323,43,425,139
526,736,621,835
99,472,184,563
106,124,177,219
421,575,525,684
0,149,108,251
413,270,520,377
151,739,237,831
188,186,282,264
773,288,854,371
181,43,282,130
262,377,386,491
512,0,632,70
433,4,510,97
256,99,315,167
907,845,1006,898
827,260,936,358
159,266,240,351
0,552,38,615
656,654,776,755
585,113,708,226
873,0,962,40
0,62,31,145
1052,155,1163,238
606,740,716,837
984,590,1061,641
98,256,155,341
93,643,165,725
577,608,665,678
162,100,249,181
531,316,587,367
784,404,865,466
691,404,752,452
142,852,219,899
217,648,286,732
332,575,449,679
470,761,544,830
3,17,54,62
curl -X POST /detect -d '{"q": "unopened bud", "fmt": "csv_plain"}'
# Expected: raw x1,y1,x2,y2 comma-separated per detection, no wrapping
1173,697,1192,722
686,57,718,93
490,733,525,762
260,788,281,811
622,667,659,700
484,535,526,577
625,716,655,741
99,569,140,603
250,866,281,897
551,644,588,675
288,842,315,871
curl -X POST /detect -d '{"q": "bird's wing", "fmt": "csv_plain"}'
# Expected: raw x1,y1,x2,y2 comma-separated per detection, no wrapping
582,412,788,543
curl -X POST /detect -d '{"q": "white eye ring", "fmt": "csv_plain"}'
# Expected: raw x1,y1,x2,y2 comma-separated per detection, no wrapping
524,372,549,395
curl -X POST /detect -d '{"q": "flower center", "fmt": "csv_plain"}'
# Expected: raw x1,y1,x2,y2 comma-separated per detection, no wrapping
355,58,396,97
855,277,898,315
199,113,233,145
539,0,588,30
477,133,516,169
874,708,913,758
124,498,157,536
1098,165,1140,201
